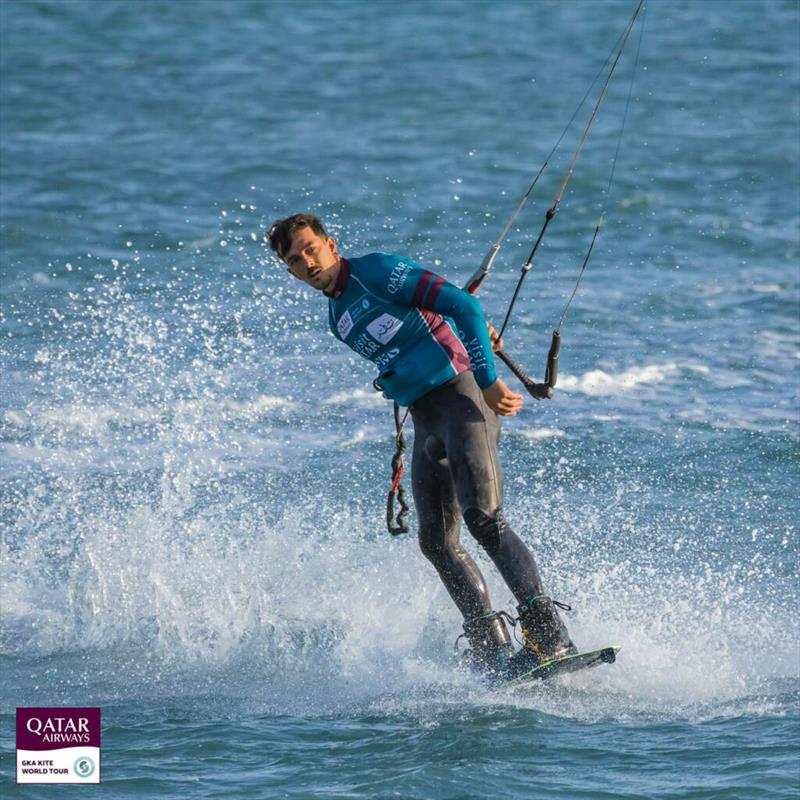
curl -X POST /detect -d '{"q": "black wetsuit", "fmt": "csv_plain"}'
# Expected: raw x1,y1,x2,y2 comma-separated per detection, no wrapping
410,370,545,620
326,251,548,636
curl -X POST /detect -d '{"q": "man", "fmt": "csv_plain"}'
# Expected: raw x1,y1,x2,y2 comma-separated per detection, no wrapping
268,213,576,678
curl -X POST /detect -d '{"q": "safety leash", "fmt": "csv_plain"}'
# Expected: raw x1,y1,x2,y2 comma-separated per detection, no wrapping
386,402,411,535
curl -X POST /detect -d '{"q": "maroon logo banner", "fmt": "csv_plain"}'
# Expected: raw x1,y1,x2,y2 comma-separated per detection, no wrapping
16,707,101,784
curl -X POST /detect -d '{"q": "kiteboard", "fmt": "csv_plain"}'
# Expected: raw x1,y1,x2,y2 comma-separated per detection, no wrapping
502,645,620,686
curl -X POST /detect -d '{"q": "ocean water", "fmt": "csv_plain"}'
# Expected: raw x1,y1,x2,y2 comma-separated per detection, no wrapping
1,0,798,797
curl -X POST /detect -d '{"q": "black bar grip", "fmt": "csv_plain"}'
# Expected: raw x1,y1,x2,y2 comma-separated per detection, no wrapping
545,330,560,389
496,349,552,400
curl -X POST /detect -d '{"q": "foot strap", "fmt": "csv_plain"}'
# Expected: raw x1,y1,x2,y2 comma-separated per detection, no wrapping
516,594,572,616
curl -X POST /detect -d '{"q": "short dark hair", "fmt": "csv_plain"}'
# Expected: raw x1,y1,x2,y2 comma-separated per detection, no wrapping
267,213,328,260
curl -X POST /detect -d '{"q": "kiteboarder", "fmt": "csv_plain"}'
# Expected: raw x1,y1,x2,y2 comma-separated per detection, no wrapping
268,212,577,676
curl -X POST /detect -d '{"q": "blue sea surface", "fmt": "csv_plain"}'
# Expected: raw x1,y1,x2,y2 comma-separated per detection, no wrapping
1,0,798,798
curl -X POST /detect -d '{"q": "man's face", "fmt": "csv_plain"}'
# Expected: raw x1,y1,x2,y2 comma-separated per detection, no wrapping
284,227,340,293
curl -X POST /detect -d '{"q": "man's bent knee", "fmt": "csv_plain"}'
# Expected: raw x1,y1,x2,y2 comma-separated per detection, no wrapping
462,506,507,554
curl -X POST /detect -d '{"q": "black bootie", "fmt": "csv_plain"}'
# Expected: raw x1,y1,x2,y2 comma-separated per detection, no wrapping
516,595,578,663
461,612,514,675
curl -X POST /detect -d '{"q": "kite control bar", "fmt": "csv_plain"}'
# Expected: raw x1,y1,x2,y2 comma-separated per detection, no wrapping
495,330,559,400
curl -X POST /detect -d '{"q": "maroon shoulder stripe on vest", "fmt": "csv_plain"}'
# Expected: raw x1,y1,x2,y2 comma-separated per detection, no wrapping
424,276,446,308
420,309,470,374
411,271,434,306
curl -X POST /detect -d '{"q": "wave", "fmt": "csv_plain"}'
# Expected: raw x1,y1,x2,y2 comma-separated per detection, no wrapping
1,470,796,722
323,388,386,407
520,427,565,441
558,362,680,396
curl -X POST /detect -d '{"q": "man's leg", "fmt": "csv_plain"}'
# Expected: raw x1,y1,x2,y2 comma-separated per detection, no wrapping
410,420,512,671
440,373,578,662
411,426,491,621
437,375,547,603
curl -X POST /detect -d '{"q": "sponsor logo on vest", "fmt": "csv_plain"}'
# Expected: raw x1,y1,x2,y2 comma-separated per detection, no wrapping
374,347,400,370
351,332,380,359
367,313,403,344
387,261,411,295
337,310,354,339
465,336,487,371
346,296,371,325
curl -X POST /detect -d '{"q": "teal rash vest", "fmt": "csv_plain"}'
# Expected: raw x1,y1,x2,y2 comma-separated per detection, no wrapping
326,252,497,406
